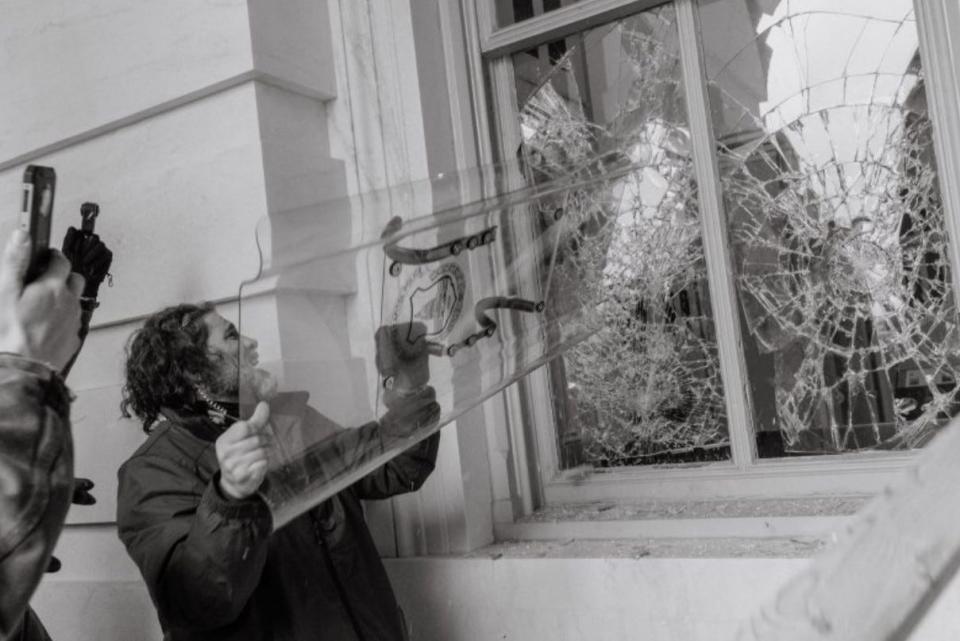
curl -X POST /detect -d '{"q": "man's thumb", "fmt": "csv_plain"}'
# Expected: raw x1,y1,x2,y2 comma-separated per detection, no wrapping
0,229,30,298
247,401,271,431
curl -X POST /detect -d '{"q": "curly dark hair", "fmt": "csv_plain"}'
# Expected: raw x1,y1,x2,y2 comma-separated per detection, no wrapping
121,302,218,432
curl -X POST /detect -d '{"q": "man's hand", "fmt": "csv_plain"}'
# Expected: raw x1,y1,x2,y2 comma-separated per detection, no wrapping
215,401,271,500
72,477,96,505
61,226,112,302
0,229,84,370
381,386,440,439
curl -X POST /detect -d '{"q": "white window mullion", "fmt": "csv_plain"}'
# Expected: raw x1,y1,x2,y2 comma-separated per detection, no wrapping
915,0,960,303
478,54,549,517
676,0,757,468
472,0,498,44
462,0,496,172
492,55,552,514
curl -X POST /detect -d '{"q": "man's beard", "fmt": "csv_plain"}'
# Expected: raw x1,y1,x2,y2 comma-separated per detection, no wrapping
207,357,278,402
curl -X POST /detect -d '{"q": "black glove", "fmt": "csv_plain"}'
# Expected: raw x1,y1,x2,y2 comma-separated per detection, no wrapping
61,226,113,304
374,322,439,438
72,477,96,506
60,224,113,377
46,478,97,574
375,322,431,394
380,386,440,439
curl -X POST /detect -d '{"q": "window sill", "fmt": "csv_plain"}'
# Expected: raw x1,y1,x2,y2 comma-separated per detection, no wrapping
543,450,917,503
494,496,865,544
471,536,825,560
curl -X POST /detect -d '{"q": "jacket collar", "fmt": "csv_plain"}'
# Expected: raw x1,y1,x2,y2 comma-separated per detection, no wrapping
159,391,312,443
158,405,224,442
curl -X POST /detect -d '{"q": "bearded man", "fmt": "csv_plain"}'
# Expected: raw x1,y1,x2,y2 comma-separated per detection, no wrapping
116,303,440,641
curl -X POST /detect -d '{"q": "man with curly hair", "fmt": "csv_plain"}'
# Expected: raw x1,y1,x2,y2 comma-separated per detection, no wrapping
115,303,440,641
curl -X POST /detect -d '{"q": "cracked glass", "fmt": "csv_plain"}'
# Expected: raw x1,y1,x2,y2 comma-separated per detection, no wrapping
701,0,959,455
510,3,731,468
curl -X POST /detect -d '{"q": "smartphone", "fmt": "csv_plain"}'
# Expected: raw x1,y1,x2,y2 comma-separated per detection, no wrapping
20,165,56,283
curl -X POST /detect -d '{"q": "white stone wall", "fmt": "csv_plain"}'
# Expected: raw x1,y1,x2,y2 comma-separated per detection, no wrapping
1,0,340,635
0,0,340,528
4,0,478,636
32,553,960,641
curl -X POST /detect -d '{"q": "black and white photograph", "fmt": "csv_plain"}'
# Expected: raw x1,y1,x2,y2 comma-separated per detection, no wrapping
3,1,960,639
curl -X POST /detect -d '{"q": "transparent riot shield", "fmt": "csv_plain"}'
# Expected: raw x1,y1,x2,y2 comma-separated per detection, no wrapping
238,156,650,529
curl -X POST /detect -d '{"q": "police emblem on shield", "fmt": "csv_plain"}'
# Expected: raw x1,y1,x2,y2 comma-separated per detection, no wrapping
390,263,465,354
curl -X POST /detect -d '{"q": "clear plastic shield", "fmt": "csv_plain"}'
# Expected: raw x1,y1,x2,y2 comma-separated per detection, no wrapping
238,156,667,529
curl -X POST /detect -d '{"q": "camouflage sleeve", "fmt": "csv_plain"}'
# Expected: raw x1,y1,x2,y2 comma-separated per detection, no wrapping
0,354,73,640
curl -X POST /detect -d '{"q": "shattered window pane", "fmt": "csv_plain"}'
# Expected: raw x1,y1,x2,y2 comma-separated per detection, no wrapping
701,0,960,455
511,4,731,468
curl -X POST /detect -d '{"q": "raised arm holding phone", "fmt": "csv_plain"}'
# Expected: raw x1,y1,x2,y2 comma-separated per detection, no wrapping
0,164,114,641
0,228,85,641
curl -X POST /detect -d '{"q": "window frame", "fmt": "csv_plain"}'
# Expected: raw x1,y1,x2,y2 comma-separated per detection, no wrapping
465,0,960,513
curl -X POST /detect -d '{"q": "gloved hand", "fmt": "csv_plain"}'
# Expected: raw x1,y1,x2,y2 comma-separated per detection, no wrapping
375,322,431,394
72,477,96,506
375,322,438,438
59,220,114,377
45,478,96,573
61,226,113,305
46,556,61,573
380,385,440,438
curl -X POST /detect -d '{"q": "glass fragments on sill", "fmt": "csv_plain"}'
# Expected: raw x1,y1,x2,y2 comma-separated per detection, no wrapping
511,3,731,469
700,0,960,455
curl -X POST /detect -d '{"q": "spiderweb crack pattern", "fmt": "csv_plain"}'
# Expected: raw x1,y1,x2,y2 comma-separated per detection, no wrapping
711,1,960,452
516,6,730,466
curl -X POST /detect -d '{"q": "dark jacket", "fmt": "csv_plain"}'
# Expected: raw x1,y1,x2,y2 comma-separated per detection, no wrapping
0,355,73,641
116,392,440,641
